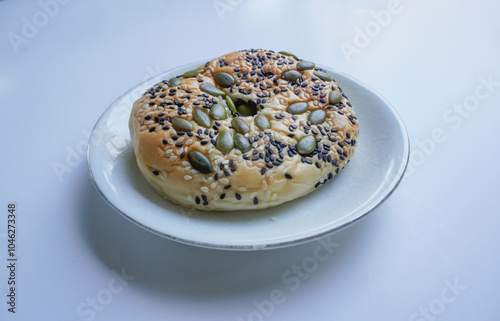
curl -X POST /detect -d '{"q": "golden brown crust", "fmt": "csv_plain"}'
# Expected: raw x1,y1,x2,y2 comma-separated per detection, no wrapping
129,49,359,211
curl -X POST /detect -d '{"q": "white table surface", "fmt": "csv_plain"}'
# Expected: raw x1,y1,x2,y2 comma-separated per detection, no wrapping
1,0,499,320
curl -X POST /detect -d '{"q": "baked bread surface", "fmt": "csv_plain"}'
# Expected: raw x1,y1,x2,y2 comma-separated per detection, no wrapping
129,49,358,211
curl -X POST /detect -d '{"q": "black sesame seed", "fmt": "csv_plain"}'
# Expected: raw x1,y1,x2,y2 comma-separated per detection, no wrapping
261,167,266,175
224,170,230,176
235,193,241,200
224,185,232,190
195,197,200,204
285,173,293,179
149,127,155,132
153,170,159,175
220,193,226,199
254,197,258,205
162,139,168,144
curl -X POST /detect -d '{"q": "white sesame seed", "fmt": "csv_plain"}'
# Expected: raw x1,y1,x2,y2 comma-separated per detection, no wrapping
272,193,277,200
146,120,154,125
201,186,209,193
184,175,192,180
239,187,247,192
265,190,271,199
182,161,190,167
250,192,258,198
187,195,194,203
170,156,178,161
222,160,229,165
140,125,147,131
210,182,217,189
220,178,229,184
185,139,194,145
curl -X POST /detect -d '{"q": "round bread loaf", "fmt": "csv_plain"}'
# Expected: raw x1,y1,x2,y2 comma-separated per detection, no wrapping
129,49,358,211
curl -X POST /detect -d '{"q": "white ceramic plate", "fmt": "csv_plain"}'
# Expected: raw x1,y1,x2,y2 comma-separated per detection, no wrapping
87,61,409,250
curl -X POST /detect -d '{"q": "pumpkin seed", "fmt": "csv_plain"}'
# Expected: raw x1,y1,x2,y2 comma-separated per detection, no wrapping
182,68,204,78
308,109,326,124
313,70,332,81
171,117,193,131
167,77,181,87
329,90,342,104
188,151,213,174
210,103,227,120
254,114,271,130
214,72,235,88
297,135,317,155
231,118,250,133
200,83,226,96
282,70,302,82
297,61,315,70
234,133,251,152
216,130,234,153
287,102,308,114
278,51,298,60
193,109,212,128
225,95,236,113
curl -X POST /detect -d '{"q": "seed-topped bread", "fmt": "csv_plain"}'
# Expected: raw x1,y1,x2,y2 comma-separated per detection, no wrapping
129,49,359,211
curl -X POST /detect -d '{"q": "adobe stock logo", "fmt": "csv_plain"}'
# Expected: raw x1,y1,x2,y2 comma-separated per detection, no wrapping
339,0,404,63
7,0,72,54
408,278,467,321
76,268,136,321
212,0,246,21
404,73,499,179
236,235,340,321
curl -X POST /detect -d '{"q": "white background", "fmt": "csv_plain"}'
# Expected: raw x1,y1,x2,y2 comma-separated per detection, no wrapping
1,0,500,320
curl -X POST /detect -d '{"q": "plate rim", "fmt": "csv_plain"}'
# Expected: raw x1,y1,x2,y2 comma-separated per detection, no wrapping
87,61,410,251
